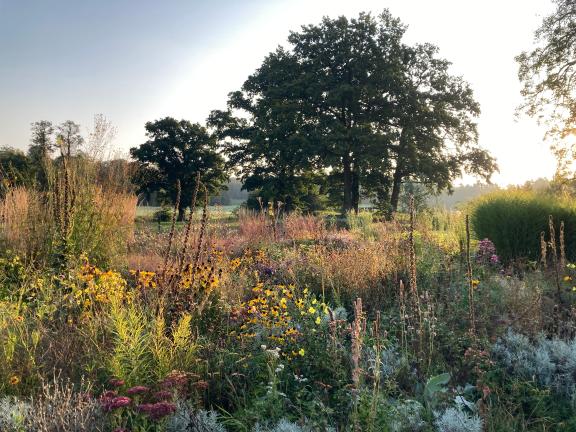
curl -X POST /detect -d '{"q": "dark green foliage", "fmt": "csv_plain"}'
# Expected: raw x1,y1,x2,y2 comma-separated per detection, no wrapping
0,147,33,189
210,11,496,215
130,117,228,220
470,191,576,262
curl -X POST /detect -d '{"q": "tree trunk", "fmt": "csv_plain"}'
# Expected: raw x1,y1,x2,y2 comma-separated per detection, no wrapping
390,165,403,214
342,154,353,214
177,206,186,222
351,162,360,214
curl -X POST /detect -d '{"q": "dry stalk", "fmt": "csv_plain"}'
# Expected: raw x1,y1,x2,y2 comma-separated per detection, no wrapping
350,297,366,432
465,215,477,341
540,231,548,269
161,179,181,279
178,173,201,272
560,221,566,269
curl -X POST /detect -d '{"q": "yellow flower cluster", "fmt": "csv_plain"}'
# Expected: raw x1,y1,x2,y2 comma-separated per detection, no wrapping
131,270,157,289
75,260,132,315
179,263,221,292
236,282,328,358
228,248,266,273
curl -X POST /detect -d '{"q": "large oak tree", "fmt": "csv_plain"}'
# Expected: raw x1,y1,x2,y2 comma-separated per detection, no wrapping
211,11,496,214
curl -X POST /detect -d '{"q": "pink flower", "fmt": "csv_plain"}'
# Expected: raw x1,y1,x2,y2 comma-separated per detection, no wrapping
101,396,131,411
126,385,150,395
137,401,177,420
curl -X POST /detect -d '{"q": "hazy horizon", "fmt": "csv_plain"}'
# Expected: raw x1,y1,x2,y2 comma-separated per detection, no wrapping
0,0,557,187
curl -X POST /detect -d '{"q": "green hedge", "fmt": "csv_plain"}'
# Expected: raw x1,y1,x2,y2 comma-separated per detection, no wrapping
469,190,576,263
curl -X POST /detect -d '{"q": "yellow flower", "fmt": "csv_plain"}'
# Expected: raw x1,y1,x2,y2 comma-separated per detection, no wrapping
315,316,321,325
308,306,316,314
298,348,305,357
471,279,480,288
9,375,20,386
563,275,572,282
15,315,24,322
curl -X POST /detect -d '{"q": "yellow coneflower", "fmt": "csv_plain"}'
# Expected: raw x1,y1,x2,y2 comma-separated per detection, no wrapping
9,375,20,386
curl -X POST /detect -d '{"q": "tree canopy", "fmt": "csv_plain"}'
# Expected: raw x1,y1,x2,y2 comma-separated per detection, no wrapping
130,117,228,220
210,11,496,214
517,0,576,186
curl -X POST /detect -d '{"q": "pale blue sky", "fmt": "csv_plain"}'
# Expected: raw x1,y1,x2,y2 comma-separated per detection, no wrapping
0,0,556,185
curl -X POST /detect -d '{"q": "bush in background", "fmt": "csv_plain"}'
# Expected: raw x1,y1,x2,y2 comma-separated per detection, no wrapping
470,190,576,262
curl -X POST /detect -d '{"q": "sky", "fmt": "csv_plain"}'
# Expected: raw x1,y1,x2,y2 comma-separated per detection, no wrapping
0,0,557,186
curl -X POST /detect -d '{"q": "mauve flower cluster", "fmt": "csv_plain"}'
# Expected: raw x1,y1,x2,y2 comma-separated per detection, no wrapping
100,391,131,412
100,374,183,422
137,401,177,420
475,238,499,265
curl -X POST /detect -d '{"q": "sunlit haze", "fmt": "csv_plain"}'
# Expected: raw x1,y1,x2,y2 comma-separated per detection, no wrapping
0,0,557,186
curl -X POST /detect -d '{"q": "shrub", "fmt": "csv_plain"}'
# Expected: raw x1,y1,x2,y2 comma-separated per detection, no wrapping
492,329,576,398
470,190,576,262
152,206,173,223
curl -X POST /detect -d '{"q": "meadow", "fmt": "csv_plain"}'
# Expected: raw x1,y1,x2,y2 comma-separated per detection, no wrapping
1,158,576,432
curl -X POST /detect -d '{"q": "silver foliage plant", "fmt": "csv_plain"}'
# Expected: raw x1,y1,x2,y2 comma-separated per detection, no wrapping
166,401,225,432
0,397,30,432
254,419,336,432
492,329,576,398
434,407,482,432
388,399,427,432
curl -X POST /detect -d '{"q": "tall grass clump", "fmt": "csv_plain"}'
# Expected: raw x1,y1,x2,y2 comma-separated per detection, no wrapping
470,190,576,262
0,156,136,268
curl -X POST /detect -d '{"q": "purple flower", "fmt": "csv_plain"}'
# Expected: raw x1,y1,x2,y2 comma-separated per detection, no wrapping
476,238,499,265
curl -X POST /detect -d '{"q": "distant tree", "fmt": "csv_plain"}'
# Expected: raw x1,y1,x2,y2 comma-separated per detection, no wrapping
28,120,54,188
0,147,33,189
56,120,84,157
211,11,496,215
130,117,228,220
517,0,576,185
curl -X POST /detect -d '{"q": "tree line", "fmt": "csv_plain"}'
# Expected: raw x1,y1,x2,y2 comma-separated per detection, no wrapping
2,10,501,218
